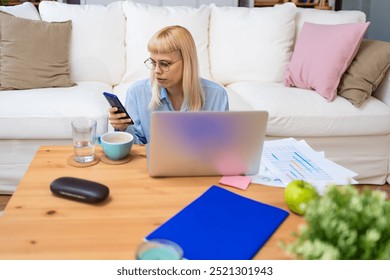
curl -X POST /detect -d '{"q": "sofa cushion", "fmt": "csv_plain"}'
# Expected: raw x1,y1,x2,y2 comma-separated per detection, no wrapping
338,40,390,107
0,11,74,90
113,82,133,103
209,3,297,85
0,2,41,20
227,81,390,137
284,22,369,102
374,70,390,108
121,0,211,83
0,82,111,139
39,1,125,86
295,7,366,40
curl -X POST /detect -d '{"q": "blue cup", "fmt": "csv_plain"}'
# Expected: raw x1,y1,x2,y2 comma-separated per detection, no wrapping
98,132,133,160
136,239,183,260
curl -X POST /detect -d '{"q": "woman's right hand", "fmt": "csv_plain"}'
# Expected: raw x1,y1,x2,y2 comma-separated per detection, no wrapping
108,107,133,131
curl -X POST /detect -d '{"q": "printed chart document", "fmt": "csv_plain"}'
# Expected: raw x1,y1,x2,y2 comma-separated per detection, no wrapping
252,138,358,194
146,186,289,260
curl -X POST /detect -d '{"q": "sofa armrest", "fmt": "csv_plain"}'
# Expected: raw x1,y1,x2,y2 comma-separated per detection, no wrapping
373,70,390,107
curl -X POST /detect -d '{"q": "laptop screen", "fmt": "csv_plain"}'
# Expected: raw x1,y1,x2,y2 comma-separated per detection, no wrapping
148,111,268,177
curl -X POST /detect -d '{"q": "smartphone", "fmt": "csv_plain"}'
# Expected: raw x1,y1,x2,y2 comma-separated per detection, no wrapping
103,92,134,125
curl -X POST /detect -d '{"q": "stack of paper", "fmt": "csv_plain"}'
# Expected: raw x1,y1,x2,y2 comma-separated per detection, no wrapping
251,138,358,194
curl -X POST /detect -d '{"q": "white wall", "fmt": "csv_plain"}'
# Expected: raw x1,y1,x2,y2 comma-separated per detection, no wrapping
342,0,390,42
79,0,241,6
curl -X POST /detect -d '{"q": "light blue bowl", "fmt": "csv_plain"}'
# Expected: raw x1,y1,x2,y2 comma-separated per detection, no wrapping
98,132,133,160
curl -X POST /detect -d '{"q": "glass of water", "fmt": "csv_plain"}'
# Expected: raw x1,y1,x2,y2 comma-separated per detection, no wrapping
71,119,97,163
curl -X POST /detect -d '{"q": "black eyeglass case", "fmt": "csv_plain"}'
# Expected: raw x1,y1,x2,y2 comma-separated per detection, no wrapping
50,177,109,204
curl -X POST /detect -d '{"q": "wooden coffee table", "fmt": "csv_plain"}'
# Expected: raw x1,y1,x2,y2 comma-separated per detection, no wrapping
0,145,303,259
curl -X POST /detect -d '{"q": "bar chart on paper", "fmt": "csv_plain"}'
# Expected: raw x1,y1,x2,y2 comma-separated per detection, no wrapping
258,138,358,193
252,138,358,193
263,145,333,182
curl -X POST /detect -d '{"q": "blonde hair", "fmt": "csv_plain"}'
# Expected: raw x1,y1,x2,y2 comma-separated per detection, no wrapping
147,25,205,111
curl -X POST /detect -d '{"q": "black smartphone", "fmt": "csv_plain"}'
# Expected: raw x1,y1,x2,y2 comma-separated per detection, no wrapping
103,92,134,125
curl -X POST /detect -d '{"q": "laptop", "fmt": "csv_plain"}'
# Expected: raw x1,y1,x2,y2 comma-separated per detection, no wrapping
147,111,268,177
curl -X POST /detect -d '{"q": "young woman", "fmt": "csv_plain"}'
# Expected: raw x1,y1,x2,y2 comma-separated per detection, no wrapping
109,25,229,144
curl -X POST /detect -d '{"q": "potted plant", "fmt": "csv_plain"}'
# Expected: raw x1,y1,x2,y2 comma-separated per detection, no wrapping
285,185,390,259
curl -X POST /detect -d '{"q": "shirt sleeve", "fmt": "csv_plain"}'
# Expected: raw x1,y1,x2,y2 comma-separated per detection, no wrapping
125,84,148,144
221,88,229,111
202,79,230,112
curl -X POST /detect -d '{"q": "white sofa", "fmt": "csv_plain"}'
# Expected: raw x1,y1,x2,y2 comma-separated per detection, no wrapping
0,1,389,194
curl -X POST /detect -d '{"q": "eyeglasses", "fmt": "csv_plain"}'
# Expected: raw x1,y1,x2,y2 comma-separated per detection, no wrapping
144,57,182,72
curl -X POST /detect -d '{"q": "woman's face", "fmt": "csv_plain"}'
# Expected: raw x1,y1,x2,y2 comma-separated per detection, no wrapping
150,51,183,92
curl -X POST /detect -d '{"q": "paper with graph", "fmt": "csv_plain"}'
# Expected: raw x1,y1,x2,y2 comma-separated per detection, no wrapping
252,138,358,194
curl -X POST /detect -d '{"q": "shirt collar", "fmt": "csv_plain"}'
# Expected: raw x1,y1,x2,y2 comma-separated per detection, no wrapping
159,87,188,112
160,87,169,102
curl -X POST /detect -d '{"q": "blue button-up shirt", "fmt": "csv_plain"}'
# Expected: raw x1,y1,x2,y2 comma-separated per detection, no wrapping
125,78,229,144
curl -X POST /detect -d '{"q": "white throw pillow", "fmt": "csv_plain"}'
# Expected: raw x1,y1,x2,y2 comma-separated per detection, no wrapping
0,2,41,20
121,0,211,83
39,1,126,85
295,7,366,40
209,3,297,85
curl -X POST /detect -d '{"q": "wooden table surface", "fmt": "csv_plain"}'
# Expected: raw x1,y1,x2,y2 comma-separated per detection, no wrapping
0,145,303,259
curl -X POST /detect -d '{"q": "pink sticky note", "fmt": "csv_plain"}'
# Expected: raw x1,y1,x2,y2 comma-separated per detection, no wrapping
219,176,252,190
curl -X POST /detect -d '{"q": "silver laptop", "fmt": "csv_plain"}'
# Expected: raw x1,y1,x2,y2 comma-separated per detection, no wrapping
147,111,268,177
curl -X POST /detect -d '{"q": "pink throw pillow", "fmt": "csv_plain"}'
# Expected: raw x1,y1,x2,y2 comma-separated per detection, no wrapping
284,22,370,101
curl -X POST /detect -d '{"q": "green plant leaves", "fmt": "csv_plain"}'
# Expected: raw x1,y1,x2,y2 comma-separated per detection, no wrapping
285,185,390,260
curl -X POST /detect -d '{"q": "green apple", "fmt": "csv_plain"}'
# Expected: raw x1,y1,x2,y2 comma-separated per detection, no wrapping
284,180,319,215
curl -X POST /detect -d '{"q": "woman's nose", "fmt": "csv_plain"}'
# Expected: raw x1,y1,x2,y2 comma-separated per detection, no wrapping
154,63,163,74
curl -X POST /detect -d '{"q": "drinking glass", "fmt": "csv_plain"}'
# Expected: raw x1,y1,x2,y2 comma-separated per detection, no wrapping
71,119,97,163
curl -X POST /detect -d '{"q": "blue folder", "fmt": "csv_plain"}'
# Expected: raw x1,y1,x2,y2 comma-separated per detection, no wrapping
146,185,289,260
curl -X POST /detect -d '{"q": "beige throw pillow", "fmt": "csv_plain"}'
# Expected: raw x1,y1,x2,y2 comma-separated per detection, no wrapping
0,11,74,90
338,39,390,107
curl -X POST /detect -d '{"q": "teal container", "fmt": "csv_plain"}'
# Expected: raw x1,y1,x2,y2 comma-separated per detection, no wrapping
98,131,133,160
